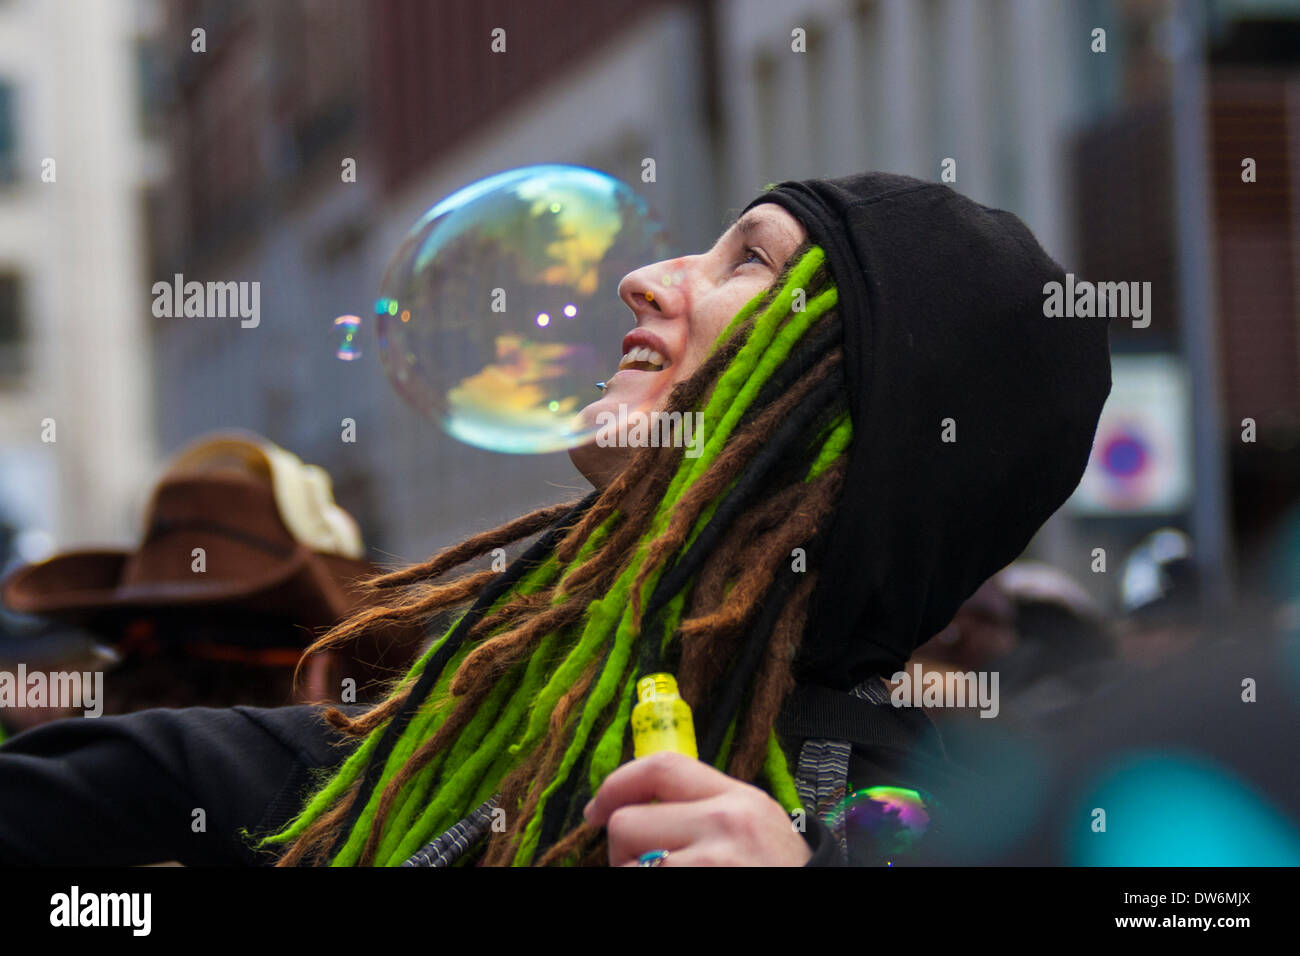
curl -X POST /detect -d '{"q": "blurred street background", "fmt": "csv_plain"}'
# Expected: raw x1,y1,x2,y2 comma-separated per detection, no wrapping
1,0,1299,637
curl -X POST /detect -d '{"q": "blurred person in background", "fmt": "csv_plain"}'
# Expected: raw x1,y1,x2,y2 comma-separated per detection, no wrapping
1113,528,1201,668
0,520,115,740
906,574,1018,676
914,532,1300,865
902,562,1117,729
0,617,114,743
989,563,1116,722
0,433,420,719
1263,504,1300,641
914,627,1300,866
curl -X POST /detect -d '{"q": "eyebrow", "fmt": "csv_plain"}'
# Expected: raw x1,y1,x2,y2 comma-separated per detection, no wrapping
733,214,784,244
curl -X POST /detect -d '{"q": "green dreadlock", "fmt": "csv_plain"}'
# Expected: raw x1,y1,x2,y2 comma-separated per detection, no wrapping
260,243,851,866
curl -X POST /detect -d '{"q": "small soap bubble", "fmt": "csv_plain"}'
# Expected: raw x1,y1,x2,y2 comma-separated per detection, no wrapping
374,164,670,453
826,786,932,864
334,315,362,361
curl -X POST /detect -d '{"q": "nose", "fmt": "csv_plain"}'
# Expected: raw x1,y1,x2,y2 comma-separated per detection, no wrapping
618,258,688,323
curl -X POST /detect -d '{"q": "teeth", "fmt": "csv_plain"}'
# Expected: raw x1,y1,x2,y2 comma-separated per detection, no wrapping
618,346,667,371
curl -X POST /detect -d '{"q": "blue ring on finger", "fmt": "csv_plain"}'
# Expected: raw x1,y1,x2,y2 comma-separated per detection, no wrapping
637,849,670,867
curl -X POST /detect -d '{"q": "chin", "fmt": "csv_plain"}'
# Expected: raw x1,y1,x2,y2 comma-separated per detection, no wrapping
568,388,630,489
568,436,631,491
567,370,678,489
572,390,617,432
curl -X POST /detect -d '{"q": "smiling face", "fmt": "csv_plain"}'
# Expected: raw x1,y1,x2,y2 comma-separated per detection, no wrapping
569,202,808,488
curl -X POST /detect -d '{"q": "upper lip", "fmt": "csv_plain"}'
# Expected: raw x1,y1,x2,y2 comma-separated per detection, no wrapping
620,328,672,367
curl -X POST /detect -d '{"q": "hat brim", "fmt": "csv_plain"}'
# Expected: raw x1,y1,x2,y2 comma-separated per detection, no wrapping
2,548,379,632
2,551,132,616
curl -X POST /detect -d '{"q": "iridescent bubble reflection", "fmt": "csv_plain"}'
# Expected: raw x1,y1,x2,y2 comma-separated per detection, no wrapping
334,315,362,361
827,786,932,865
374,164,669,453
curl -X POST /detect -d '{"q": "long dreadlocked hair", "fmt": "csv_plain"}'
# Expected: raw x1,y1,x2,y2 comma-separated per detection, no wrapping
260,241,852,866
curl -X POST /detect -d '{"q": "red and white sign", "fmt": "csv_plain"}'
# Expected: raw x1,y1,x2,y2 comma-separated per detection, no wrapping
1069,354,1192,515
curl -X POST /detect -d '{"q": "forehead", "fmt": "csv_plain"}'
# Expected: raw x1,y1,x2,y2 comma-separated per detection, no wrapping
721,204,804,246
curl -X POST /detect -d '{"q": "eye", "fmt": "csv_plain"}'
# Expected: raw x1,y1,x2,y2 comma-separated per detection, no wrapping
733,245,766,271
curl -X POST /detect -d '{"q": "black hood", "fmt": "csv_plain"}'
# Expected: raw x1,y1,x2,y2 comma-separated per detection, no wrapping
743,172,1112,690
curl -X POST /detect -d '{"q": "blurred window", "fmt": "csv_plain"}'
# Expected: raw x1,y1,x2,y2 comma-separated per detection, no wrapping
134,41,168,137
372,0,658,192
0,81,17,184
852,0,883,166
804,21,828,171
269,0,363,171
0,273,25,379
752,50,778,183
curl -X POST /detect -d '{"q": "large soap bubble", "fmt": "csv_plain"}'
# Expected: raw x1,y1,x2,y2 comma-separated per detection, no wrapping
375,164,670,453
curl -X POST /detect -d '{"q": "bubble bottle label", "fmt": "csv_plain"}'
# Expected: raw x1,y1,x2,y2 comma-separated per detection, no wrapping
631,673,698,759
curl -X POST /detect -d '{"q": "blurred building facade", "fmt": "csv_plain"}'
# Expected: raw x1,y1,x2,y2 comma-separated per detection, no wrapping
1068,0,1300,599
143,0,1105,571
71,0,1299,612
0,0,162,553
148,0,695,562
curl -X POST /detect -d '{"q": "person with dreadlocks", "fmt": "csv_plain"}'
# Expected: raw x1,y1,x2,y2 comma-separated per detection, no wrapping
0,172,1111,867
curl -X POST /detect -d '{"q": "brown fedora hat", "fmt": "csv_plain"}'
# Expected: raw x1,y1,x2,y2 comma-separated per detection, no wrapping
1,433,377,632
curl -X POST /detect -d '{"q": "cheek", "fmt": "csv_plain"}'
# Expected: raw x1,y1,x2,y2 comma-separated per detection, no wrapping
684,283,764,370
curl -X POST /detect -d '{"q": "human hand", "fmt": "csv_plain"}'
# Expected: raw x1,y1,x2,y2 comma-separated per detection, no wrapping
583,750,811,866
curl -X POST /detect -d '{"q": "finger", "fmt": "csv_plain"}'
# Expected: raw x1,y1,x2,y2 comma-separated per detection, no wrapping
616,842,730,867
584,752,734,825
604,800,712,867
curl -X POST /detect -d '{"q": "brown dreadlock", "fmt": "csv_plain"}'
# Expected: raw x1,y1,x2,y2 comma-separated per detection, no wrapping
265,238,851,866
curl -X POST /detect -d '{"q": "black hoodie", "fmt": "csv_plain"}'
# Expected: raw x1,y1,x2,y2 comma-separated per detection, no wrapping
744,173,1111,688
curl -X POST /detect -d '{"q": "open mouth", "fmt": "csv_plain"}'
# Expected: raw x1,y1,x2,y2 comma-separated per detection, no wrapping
617,347,669,373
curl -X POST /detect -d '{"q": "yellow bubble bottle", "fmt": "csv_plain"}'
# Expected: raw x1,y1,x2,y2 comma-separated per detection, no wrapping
631,673,698,759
